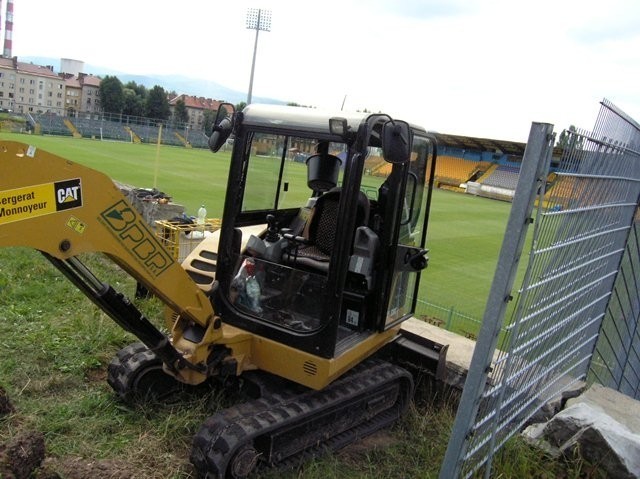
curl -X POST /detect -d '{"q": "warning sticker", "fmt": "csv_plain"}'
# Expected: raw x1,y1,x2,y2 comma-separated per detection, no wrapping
66,216,86,234
0,179,82,225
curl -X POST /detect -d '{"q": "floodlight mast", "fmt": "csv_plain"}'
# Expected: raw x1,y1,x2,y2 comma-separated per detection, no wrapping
246,8,271,105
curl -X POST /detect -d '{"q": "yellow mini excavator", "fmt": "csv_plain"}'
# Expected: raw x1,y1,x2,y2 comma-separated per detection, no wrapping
0,104,446,477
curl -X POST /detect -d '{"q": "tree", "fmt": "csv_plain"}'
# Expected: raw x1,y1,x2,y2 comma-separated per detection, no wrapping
99,75,125,114
173,98,189,124
235,101,247,112
145,85,170,120
556,125,584,151
122,88,145,117
124,81,147,98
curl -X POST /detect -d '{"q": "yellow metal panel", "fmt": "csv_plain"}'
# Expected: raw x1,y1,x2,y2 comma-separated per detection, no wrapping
248,326,401,390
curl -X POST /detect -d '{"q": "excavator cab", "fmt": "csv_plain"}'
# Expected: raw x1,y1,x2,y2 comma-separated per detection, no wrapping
183,105,437,370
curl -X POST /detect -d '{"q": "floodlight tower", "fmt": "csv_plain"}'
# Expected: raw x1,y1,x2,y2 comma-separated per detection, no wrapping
246,8,271,105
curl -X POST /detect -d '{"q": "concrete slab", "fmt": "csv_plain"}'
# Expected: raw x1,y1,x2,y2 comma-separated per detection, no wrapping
566,383,640,435
402,317,478,388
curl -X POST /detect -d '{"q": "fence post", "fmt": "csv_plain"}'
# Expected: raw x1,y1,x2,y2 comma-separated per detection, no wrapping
445,306,454,330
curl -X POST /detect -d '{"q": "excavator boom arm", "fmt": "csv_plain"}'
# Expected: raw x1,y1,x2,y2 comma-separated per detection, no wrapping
0,141,220,382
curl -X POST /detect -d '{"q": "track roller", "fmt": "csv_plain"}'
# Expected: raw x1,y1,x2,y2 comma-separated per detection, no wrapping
107,342,186,403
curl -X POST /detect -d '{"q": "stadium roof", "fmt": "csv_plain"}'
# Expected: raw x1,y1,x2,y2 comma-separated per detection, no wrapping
432,132,526,157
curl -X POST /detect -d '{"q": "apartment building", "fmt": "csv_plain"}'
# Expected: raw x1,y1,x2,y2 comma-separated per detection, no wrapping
169,94,225,130
0,56,65,114
63,72,101,117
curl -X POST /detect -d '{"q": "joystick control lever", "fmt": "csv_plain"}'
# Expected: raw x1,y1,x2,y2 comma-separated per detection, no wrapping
265,214,280,242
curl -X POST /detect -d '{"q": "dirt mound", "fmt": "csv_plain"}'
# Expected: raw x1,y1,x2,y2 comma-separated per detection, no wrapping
0,386,15,416
0,431,46,479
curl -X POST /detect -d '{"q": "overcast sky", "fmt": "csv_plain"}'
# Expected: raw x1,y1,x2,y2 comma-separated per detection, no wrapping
10,0,640,142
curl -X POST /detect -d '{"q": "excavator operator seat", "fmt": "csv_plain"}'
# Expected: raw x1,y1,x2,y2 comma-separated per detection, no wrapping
284,187,370,273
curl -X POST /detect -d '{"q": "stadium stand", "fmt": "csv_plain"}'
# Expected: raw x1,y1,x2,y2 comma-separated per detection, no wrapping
35,113,72,136
72,118,132,142
435,156,489,189
130,123,162,144
186,131,210,148
162,126,191,147
480,164,520,190
543,174,583,210
364,154,387,176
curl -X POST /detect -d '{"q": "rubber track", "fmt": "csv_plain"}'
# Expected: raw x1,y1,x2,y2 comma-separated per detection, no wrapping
107,342,155,400
190,358,413,478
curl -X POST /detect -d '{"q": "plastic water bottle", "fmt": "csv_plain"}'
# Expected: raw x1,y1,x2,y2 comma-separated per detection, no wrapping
197,204,207,226
195,204,207,238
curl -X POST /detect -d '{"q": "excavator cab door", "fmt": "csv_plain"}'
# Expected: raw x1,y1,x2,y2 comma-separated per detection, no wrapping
355,120,437,332
380,133,435,330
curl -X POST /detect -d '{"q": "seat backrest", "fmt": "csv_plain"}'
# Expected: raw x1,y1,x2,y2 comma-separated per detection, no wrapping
308,189,341,255
306,187,370,256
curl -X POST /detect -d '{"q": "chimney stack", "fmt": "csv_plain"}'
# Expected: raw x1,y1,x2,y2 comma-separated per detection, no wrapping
3,0,13,58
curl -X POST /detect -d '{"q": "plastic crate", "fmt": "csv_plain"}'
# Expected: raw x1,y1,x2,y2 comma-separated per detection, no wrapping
155,218,221,263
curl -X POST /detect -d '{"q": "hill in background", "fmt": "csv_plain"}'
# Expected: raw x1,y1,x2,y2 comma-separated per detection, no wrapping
20,56,287,106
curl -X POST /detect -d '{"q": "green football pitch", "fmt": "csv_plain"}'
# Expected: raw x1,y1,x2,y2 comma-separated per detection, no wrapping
0,132,514,323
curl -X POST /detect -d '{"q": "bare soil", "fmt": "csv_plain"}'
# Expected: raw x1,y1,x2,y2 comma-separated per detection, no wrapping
36,457,140,479
0,386,15,416
0,431,46,479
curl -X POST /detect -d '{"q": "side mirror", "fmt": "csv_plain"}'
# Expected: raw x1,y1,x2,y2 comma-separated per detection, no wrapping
208,117,232,153
382,120,412,164
208,103,236,153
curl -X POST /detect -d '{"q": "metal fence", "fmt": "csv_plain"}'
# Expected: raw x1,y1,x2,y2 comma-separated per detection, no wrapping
439,99,640,478
414,299,509,341
588,207,640,395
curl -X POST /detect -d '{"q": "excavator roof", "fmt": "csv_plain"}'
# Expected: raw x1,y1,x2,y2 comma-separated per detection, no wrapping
241,104,369,136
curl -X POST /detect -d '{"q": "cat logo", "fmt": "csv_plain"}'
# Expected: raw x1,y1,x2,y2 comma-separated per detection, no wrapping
55,179,82,211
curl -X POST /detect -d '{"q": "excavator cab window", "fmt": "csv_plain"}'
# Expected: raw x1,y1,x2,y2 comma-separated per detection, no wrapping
240,133,345,213
225,133,350,335
384,134,434,328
